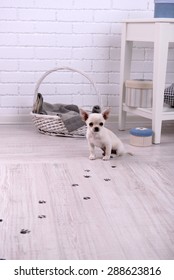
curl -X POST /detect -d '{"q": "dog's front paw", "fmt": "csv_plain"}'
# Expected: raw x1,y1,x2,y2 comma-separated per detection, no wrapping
103,155,110,161
89,154,96,160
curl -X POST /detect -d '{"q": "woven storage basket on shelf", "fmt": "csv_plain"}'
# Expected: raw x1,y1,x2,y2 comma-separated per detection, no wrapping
31,67,101,137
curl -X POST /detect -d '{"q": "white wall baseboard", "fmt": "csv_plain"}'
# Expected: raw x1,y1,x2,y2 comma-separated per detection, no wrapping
0,115,32,125
0,114,151,125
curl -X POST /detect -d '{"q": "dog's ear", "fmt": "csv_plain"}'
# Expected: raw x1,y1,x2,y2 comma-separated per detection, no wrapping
80,108,89,121
102,108,110,120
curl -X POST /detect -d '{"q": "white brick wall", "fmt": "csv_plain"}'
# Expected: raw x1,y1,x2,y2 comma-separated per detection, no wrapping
0,0,173,119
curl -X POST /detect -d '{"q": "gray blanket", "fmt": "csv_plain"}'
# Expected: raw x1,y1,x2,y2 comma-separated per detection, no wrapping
32,93,85,132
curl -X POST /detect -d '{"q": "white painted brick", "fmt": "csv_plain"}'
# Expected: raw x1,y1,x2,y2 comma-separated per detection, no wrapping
47,94,73,105
95,10,129,22
19,84,35,96
50,84,91,98
0,0,34,8
71,72,93,85
73,23,110,34
33,0,73,9
66,60,92,71
127,10,153,19
1,72,35,83
1,95,33,107
0,84,18,95
72,94,83,107
108,94,120,107
0,34,18,46
92,60,120,72
18,9,56,21
34,47,72,59
109,73,120,84
73,0,111,9
19,60,56,71
131,73,144,80
35,85,57,98
112,0,148,10
56,10,93,22
38,84,72,97
0,60,18,71
111,23,122,34
49,59,92,72
134,42,153,48
93,35,120,48
0,8,17,20
132,48,145,60
83,95,100,107
111,105,119,115
0,47,34,59
145,48,153,60
53,84,91,96
34,71,73,85
167,61,174,73
56,34,93,47
100,95,108,108
34,22,72,33
110,48,121,60
97,84,117,96
144,73,153,81
0,21,35,33
73,48,109,60
90,73,109,84
143,61,153,73
18,34,56,46
131,61,145,73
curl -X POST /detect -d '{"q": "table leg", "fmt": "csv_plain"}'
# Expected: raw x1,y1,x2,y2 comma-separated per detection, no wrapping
119,23,133,130
152,23,169,144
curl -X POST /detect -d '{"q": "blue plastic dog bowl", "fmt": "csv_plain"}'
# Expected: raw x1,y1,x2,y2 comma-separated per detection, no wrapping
130,128,153,146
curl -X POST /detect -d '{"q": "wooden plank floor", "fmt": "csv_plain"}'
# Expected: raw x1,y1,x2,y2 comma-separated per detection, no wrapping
0,122,174,260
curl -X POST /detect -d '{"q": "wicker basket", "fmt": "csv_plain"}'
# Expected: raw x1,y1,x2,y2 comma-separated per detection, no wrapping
31,67,101,137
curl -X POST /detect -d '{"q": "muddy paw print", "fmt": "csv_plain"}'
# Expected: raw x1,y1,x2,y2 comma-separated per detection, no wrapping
20,229,30,234
39,200,46,204
38,215,46,219
72,183,79,187
83,197,91,200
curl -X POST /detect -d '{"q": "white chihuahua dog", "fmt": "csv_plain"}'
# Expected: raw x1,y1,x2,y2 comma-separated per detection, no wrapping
80,108,126,160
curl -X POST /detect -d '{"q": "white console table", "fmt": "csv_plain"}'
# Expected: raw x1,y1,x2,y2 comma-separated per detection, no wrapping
119,19,174,144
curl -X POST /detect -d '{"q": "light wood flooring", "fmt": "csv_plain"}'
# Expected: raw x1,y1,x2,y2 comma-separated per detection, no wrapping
0,121,174,260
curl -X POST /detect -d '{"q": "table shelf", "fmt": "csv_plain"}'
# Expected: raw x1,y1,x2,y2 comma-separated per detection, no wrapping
123,104,174,121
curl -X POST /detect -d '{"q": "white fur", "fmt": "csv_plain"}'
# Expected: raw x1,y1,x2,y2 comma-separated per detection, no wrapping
80,108,126,160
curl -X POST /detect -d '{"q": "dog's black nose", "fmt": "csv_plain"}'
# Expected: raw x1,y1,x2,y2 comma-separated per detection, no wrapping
94,127,99,132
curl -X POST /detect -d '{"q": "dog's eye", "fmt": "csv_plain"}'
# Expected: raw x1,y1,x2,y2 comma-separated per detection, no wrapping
99,122,103,126
89,122,93,127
